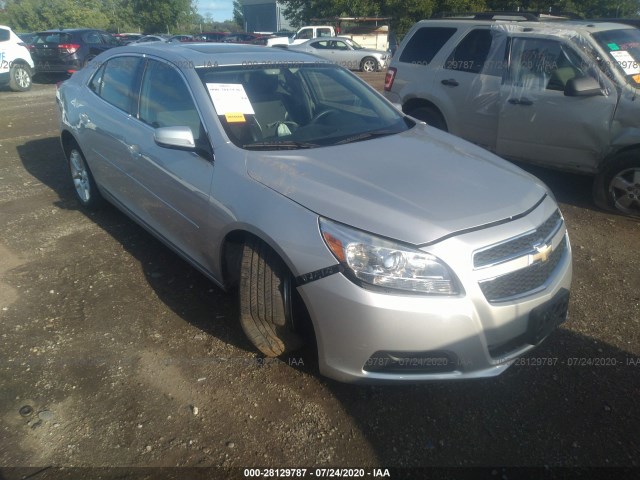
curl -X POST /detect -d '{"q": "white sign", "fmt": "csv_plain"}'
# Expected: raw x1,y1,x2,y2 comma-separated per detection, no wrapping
206,83,255,115
610,50,640,75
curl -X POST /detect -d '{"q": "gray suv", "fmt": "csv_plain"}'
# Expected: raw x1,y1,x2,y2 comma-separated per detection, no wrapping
57,43,572,383
385,17,640,217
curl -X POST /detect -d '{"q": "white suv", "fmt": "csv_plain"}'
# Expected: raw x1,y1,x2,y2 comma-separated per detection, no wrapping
384,15,640,217
0,25,34,91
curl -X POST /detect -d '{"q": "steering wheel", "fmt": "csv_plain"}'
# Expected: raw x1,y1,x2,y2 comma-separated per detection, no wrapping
309,109,339,125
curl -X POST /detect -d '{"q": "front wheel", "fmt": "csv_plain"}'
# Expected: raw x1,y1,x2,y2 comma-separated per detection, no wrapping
9,63,32,92
239,238,303,357
67,142,104,209
599,152,640,217
360,56,378,73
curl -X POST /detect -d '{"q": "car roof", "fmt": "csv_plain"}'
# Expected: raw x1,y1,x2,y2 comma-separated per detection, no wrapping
414,18,636,34
115,42,326,66
36,28,107,34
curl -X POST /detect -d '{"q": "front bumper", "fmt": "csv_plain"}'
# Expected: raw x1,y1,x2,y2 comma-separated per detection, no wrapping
298,199,573,383
299,254,571,383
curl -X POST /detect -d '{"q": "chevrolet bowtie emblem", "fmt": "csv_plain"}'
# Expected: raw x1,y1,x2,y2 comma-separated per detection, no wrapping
531,242,553,264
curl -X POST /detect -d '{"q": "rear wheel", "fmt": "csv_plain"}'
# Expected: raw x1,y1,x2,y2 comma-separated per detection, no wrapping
360,56,378,73
66,141,104,209
599,151,640,217
408,105,448,131
239,238,304,357
9,62,32,92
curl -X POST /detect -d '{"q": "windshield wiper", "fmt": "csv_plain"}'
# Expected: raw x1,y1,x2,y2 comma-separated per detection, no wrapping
243,140,319,150
334,130,399,145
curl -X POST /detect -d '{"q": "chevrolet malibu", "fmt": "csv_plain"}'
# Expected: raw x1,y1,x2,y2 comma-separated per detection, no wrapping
56,43,572,383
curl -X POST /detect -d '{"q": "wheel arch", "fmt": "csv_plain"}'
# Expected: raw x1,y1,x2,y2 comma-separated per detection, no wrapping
402,97,445,120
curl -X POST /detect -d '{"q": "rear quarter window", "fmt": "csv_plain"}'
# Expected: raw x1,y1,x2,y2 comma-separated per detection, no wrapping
0,29,9,42
399,27,457,65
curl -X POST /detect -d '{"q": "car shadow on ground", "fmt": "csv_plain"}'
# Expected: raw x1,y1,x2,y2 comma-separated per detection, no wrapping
17,136,259,358
16,137,640,472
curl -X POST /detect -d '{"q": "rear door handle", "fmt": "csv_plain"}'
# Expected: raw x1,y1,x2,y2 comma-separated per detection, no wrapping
508,98,533,106
441,79,459,87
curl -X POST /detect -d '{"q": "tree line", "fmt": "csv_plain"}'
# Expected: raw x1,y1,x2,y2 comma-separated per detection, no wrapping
1,0,638,35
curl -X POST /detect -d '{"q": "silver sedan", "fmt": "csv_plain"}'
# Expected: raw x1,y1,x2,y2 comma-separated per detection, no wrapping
288,37,389,72
56,43,572,383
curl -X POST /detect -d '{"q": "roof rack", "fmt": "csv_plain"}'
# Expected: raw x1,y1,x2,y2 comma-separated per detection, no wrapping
431,11,584,22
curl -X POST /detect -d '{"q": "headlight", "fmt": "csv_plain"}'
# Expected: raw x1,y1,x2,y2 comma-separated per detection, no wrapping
319,218,461,295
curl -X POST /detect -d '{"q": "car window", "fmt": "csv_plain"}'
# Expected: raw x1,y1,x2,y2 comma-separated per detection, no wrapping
399,27,457,65
139,60,203,142
101,33,118,46
445,29,499,75
508,38,586,92
0,28,9,42
318,28,332,37
93,56,141,113
198,64,410,150
83,31,102,44
33,33,73,44
334,41,349,51
297,29,313,40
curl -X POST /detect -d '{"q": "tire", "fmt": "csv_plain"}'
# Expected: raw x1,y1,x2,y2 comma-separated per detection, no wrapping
408,106,448,131
360,56,378,73
598,151,640,217
239,238,303,357
9,62,32,92
66,141,104,209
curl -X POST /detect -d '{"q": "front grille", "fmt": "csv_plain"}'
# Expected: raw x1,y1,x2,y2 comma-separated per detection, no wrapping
480,237,567,302
474,210,562,268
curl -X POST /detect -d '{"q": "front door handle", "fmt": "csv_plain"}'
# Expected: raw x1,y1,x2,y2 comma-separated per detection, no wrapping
441,79,459,87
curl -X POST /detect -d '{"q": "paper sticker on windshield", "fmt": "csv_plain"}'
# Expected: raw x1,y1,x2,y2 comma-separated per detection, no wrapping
607,43,620,51
206,83,255,115
610,51,640,75
225,113,246,123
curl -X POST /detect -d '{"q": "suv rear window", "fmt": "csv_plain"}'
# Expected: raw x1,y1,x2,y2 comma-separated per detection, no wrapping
33,33,74,44
399,27,456,65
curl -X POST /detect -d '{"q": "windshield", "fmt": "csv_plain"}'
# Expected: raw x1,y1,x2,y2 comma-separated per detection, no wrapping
197,63,411,150
592,28,640,87
347,38,363,49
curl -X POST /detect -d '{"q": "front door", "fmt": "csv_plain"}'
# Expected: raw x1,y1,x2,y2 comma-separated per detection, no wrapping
496,36,618,173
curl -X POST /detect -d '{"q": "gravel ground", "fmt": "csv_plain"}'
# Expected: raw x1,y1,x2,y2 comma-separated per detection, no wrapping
0,74,639,479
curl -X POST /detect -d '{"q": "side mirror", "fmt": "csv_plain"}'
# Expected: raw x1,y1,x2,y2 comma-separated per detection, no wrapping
154,126,196,150
564,76,603,97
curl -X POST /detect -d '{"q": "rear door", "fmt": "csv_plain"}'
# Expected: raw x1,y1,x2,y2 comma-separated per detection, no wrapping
496,35,618,173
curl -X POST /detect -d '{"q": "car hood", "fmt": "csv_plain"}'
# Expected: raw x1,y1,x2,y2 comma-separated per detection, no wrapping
246,124,548,246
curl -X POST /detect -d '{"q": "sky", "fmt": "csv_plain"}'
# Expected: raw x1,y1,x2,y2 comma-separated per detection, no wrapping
197,0,235,22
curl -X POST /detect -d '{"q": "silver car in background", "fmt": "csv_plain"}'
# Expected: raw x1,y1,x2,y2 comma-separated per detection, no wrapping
56,43,572,383
288,37,389,72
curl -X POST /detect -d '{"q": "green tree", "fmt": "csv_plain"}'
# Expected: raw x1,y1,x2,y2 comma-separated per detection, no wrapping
131,0,195,33
233,0,244,29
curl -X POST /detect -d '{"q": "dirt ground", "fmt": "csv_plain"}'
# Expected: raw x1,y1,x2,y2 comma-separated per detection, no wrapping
0,74,639,478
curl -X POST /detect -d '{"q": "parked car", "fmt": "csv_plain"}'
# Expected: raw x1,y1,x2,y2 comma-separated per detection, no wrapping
56,43,572,383
196,32,229,42
222,32,265,44
114,33,143,45
384,15,640,217
168,34,195,43
30,28,119,75
0,25,34,91
289,36,390,72
130,35,167,44
17,32,36,45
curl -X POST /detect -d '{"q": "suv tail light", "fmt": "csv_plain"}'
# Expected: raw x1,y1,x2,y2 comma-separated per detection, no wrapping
384,67,397,92
59,44,80,54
